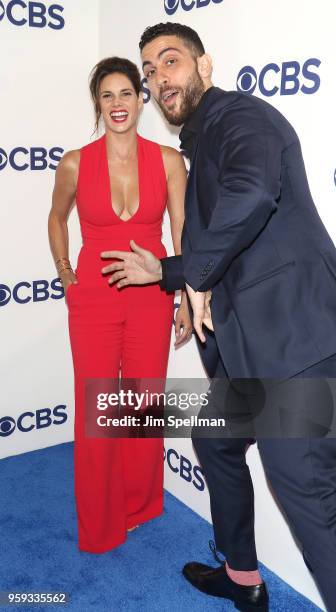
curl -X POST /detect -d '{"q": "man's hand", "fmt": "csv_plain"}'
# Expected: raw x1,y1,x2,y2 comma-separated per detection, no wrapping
203,289,214,332
186,284,214,342
101,240,162,288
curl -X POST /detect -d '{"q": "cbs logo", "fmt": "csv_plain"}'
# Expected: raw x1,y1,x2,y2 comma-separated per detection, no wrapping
0,1,64,29
0,278,64,307
164,0,223,15
0,405,67,437
164,447,205,491
236,59,321,97
141,77,151,104
0,147,63,171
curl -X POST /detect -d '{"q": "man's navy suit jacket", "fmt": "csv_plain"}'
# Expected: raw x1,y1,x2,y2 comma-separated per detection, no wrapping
161,87,336,378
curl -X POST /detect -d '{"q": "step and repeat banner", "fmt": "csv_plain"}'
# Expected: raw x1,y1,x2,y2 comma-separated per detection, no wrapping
2,1,335,608
0,0,99,456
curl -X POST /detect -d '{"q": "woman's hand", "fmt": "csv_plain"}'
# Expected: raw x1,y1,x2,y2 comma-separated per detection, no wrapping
175,293,193,347
186,284,213,342
61,270,78,303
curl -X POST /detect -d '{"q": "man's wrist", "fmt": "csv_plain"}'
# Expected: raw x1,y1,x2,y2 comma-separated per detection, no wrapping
157,261,163,282
158,259,165,288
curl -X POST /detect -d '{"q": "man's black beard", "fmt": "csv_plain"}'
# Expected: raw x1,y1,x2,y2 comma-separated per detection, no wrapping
157,70,205,127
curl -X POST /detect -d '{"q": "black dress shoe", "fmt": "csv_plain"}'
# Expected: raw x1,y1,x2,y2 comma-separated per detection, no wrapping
182,561,269,612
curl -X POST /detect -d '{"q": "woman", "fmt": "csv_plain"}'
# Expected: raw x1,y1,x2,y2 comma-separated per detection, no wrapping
48,57,191,553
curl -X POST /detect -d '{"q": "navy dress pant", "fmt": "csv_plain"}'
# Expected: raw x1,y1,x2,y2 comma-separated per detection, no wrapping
193,354,336,611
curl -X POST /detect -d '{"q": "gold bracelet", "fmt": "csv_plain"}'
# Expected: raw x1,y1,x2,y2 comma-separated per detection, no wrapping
56,257,70,264
56,257,72,274
57,261,71,267
58,267,73,276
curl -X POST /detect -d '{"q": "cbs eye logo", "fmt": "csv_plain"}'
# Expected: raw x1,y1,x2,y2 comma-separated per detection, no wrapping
0,148,8,171
164,0,179,14
237,66,258,95
164,0,223,15
0,416,16,437
0,284,11,306
0,1,64,29
236,59,321,97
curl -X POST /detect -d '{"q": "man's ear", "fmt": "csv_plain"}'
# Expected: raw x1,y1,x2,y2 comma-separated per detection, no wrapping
197,53,213,81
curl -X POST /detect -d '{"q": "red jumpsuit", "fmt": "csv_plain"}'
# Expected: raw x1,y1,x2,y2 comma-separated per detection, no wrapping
67,134,174,552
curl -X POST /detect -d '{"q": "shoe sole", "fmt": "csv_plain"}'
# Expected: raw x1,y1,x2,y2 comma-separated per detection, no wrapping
235,602,269,612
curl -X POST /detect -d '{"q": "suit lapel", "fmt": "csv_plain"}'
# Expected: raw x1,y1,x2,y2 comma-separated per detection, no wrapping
185,138,200,218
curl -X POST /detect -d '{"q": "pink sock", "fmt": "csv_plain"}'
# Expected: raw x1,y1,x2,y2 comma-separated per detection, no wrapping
225,561,263,586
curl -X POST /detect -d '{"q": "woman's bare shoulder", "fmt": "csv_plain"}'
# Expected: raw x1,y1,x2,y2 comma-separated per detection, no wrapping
159,144,186,178
59,149,80,171
159,144,183,160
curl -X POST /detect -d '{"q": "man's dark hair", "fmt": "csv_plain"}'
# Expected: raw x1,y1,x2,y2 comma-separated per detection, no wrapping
139,22,205,58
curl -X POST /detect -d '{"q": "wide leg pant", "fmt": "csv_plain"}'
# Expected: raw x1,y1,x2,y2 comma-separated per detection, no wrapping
68,272,174,553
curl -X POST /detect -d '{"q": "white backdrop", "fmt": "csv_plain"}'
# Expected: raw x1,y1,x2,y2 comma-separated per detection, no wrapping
2,1,336,608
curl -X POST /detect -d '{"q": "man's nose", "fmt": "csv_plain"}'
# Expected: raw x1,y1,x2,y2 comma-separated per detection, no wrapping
155,67,169,87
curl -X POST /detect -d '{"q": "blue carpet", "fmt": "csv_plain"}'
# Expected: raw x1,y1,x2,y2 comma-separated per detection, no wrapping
0,442,322,611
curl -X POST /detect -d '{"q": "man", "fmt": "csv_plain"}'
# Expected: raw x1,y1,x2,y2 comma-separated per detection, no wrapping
101,23,336,612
